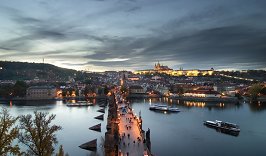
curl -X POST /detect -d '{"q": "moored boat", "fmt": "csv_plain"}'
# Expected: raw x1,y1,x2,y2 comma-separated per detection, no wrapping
149,104,180,112
66,102,93,107
168,107,180,112
204,120,240,132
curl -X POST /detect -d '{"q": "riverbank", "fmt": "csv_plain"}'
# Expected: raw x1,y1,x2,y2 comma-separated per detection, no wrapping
0,95,108,101
169,96,239,103
127,94,239,103
127,93,161,98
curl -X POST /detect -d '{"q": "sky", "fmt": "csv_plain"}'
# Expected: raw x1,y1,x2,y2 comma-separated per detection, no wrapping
0,0,266,71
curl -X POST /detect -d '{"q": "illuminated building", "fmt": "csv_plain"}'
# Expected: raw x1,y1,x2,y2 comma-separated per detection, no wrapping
183,90,221,98
133,61,214,76
127,76,140,81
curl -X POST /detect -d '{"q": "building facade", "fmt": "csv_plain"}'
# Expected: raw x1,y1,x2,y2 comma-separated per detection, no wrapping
26,86,57,99
133,62,214,76
129,85,145,94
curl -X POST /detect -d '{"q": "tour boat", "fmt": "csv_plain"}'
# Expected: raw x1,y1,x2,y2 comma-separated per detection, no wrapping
149,104,180,112
167,107,180,112
66,102,94,107
204,120,240,132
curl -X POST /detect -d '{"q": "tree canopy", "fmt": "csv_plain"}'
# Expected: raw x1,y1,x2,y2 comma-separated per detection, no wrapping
248,83,263,100
0,108,21,156
18,111,62,156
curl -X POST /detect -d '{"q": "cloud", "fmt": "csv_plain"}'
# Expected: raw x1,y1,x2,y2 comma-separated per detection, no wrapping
0,0,266,71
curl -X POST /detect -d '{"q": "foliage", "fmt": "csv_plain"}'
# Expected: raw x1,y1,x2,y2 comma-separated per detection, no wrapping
0,61,83,81
0,108,21,155
84,79,92,85
248,84,263,100
0,81,27,98
0,84,13,98
97,87,104,95
84,85,96,96
18,111,62,156
235,92,242,99
120,85,128,94
56,145,64,156
13,81,28,97
103,85,109,95
260,87,266,95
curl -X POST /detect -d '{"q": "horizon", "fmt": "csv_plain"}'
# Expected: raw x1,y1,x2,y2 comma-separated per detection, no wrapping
0,0,266,71
1,60,265,72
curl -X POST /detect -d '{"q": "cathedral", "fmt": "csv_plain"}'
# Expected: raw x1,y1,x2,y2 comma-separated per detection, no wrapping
154,62,173,71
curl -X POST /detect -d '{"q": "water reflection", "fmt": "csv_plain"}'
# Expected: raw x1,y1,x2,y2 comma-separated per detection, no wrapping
128,98,266,156
248,101,266,112
129,97,248,111
184,101,206,108
0,100,57,107
1,100,107,156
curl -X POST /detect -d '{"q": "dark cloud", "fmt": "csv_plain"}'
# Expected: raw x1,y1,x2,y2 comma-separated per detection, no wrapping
88,60,130,67
85,25,266,69
0,0,266,70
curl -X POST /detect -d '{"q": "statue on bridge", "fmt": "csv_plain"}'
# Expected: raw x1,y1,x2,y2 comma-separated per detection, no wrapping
146,128,151,152
146,128,150,140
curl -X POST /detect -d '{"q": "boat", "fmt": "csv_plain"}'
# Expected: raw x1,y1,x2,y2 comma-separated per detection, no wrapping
77,101,89,104
168,107,180,112
204,120,240,136
149,104,180,112
66,102,94,107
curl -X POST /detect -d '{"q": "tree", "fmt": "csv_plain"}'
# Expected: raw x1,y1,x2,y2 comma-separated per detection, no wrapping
0,84,13,98
56,145,64,156
104,85,109,95
0,108,21,155
260,87,266,95
84,79,92,85
120,85,127,94
248,83,263,100
13,81,27,97
18,111,62,156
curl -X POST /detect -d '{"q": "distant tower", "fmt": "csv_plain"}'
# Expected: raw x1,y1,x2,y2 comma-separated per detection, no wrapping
155,61,161,70
120,72,126,86
43,58,44,64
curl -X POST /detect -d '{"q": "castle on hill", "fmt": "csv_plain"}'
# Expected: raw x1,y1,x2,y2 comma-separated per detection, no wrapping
134,61,214,76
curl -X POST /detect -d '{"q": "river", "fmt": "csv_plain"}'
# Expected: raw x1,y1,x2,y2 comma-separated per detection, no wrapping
1,98,266,156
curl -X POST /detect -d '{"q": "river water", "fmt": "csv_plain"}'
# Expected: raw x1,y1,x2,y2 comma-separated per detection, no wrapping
1,98,266,156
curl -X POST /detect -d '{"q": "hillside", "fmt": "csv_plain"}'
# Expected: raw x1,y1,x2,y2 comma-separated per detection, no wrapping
0,61,86,81
219,70,266,82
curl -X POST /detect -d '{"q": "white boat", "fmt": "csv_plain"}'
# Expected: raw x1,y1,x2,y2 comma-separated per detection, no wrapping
204,120,240,133
149,104,168,111
66,102,94,107
149,104,180,112
168,107,180,112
